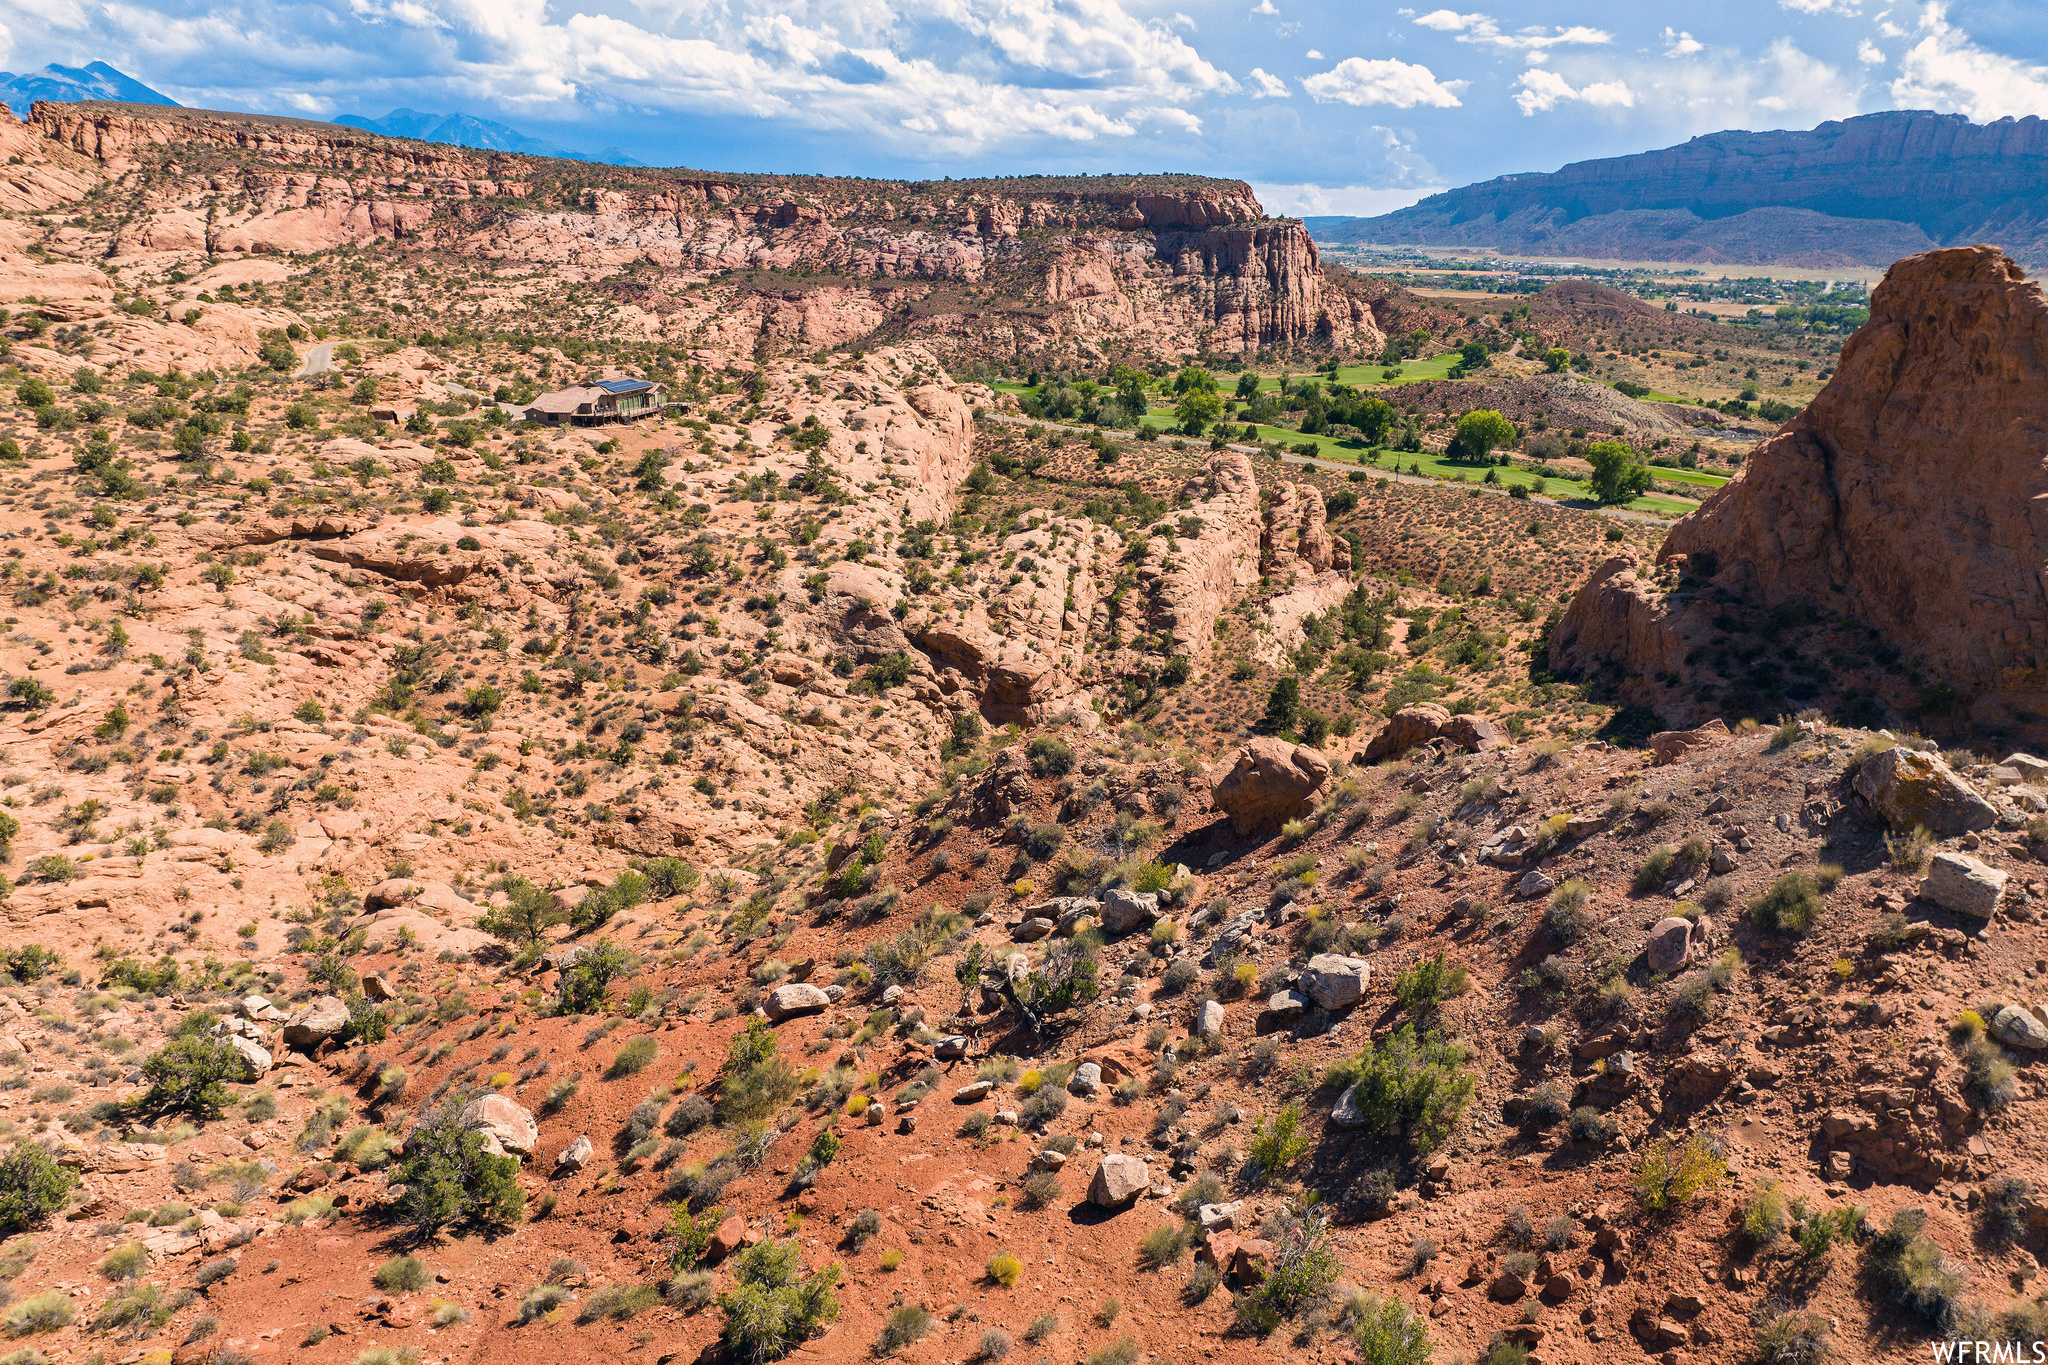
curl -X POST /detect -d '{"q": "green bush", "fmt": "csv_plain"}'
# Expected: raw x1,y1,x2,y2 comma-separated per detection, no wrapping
0,1144,73,1234
875,1304,933,1354
97,1241,147,1280
1741,1181,1788,1246
1632,847,1674,893
3,1292,71,1337
1753,1306,1829,1365
1025,736,1074,777
1392,952,1468,1020
393,1101,525,1237
1324,1025,1474,1155
2,947,57,982
1543,880,1591,941
718,1019,800,1125
1245,1102,1310,1186
1350,1294,1432,1365
1234,1201,1339,1333
1749,872,1823,935
579,1283,660,1323
139,1035,242,1117
373,1255,429,1292
1863,1208,1963,1334
557,938,630,1014
1136,1225,1188,1270
1633,1133,1724,1214
717,1239,842,1364
607,1036,658,1079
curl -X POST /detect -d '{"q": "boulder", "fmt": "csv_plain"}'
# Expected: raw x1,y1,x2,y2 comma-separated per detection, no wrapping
226,1035,272,1080
1331,1084,1368,1130
282,995,350,1049
240,994,282,1022
1087,1153,1149,1207
1265,989,1310,1021
1195,1000,1226,1038
1210,738,1331,835
935,1035,969,1060
360,974,396,1003
1360,704,1442,763
1646,917,1693,974
1516,870,1555,899
1853,747,1997,838
1069,1062,1102,1097
362,878,421,909
1012,918,1055,943
763,983,830,1021
1920,851,2008,919
1197,1201,1243,1233
1648,719,1730,765
1099,888,1158,935
706,1214,749,1263
2007,753,2048,783
1992,1004,2048,1050
1300,954,1371,1011
555,1135,593,1173
459,1094,538,1158
953,1080,994,1102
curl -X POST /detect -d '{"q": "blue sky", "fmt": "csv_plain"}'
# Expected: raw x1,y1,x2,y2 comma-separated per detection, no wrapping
4,0,2046,214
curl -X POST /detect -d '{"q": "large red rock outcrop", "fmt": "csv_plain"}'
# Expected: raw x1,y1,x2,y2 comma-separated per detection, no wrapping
1552,245,2048,737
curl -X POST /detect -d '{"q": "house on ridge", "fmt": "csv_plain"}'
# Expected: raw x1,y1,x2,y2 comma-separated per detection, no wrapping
523,377,665,426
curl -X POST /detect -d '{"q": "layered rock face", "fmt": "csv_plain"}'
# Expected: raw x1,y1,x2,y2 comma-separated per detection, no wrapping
1551,245,2048,738
19,101,1373,359
1329,111,2048,268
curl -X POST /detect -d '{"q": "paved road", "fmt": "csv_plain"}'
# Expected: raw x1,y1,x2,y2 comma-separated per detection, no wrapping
293,342,336,378
980,412,1680,525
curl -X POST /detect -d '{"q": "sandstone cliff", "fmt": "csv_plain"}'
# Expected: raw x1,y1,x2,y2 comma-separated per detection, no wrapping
1551,244,2048,739
18,101,1380,363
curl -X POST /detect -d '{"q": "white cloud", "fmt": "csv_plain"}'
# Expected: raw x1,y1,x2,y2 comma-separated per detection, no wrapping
1246,67,1289,97
1891,1,2048,119
1250,181,1435,216
1779,0,1859,13
1305,48,1322,59
1411,10,1610,52
1250,0,1277,13
1303,56,1464,108
1857,38,1885,65
1513,67,1633,115
1663,28,1702,58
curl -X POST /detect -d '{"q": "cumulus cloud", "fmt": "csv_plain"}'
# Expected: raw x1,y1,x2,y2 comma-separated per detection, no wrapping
1857,38,1886,66
1891,2,2048,119
1250,181,1435,216
1303,56,1465,108
1250,0,1277,13
1411,10,1610,52
1779,0,1860,12
1305,48,1322,59
1246,67,1289,98
1663,28,1702,58
1513,68,1633,115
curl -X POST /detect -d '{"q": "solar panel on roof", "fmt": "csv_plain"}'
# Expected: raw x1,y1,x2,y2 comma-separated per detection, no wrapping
595,379,652,393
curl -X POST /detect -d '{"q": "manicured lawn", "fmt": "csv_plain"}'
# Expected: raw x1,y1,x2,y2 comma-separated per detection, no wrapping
1265,434,1700,518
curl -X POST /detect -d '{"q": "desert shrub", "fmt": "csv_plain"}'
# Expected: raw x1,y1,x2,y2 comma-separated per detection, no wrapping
1523,1080,1569,1127
393,1101,525,1237
139,1035,242,1117
667,1093,715,1135
1019,1170,1061,1209
1392,952,1469,1020
1183,1261,1219,1304
1018,1085,1067,1130
1742,1181,1789,1247
193,1254,237,1289
514,1284,572,1325
374,1255,429,1292
872,1302,934,1355
720,1019,801,1125
579,1283,660,1323
986,1250,1023,1287
1022,1312,1058,1342
607,1036,658,1079
93,1283,171,1337
1160,958,1200,994
1234,1201,1339,1333
1984,1176,2033,1244
1026,736,1075,776
1350,1293,1432,1365
1749,872,1823,934
98,1241,148,1280
1633,1133,1724,1214
717,1239,842,1364
1543,880,1591,941
1753,1304,1830,1365
1886,823,1935,872
1323,1025,1474,1155
978,1327,1013,1361
0,1145,73,1234
1568,1105,1614,1145
1964,1037,2018,1111
666,1270,716,1311
1864,1208,1963,1334
845,1209,882,1250
1137,1224,1189,1270
557,938,630,1014
3,1292,71,1336
1632,847,1674,893
1245,1102,1310,1185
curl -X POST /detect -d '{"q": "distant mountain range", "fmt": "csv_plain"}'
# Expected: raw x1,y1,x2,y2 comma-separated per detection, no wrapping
333,109,642,167
0,61,177,117
1309,111,2048,270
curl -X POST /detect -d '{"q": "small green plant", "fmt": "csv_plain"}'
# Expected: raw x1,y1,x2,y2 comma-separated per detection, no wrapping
1245,1102,1310,1186
0,1145,72,1235
1885,822,1935,871
875,1304,933,1355
1753,1305,1829,1365
1137,1224,1189,1270
1632,846,1674,893
1748,872,1823,935
986,1251,1023,1287
98,1241,148,1281
373,1255,429,1292
1863,1207,1963,1334
717,1239,842,1364
1633,1133,1724,1214
607,1036,658,1079
1741,1181,1788,1246
1544,879,1591,941
1350,1293,1433,1365
2,1291,71,1337
1950,1009,1987,1042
